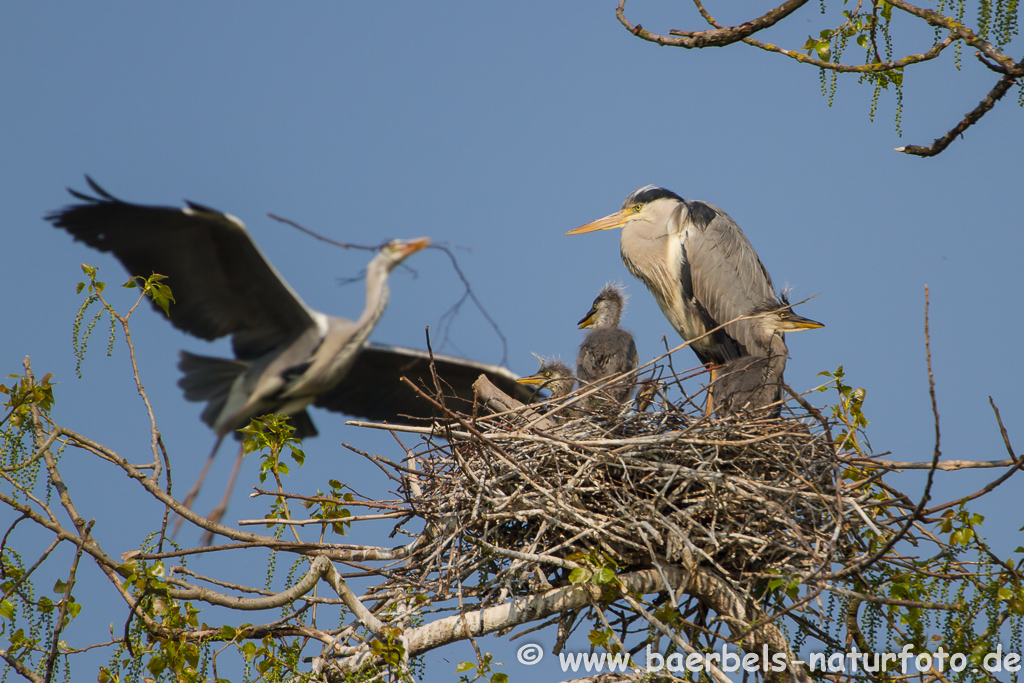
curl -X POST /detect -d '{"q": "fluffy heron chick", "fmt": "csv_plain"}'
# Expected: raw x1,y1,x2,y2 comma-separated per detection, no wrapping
712,335,787,418
576,285,639,405
516,360,576,400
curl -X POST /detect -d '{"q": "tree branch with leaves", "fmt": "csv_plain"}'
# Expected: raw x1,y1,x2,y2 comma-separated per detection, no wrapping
616,0,1022,157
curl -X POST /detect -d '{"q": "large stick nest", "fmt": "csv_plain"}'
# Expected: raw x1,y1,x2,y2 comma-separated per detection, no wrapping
400,374,862,602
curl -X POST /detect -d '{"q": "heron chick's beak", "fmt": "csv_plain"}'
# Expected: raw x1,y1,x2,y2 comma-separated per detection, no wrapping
577,305,599,329
565,209,631,235
516,373,547,386
776,312,824,332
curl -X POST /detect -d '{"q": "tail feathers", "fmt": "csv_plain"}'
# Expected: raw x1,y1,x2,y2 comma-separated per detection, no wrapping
178,351,249,429
178,351,319,439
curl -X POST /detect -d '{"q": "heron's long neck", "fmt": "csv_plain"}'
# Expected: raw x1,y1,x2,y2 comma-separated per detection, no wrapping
353,258,392,346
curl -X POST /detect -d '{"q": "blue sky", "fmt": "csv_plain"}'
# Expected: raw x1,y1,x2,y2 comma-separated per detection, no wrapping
3,2,1023,679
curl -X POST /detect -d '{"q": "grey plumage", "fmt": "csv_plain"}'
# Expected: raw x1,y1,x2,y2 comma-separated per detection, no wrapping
566,186,823,370
47,178,533,537
576,284,639,406
711,336,787,418
47,177,532,438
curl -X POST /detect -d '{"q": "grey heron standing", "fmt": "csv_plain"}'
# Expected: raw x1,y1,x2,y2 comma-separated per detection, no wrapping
576,284,639,407
565,186,822,402
47,178,531,537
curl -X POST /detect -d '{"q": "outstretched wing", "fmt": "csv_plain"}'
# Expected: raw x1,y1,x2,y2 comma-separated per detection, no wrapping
46,177,318,359
315,342,535,421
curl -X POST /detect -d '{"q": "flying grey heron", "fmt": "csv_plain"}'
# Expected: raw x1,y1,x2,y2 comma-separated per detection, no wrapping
47,177,532,535
565,186,823,371
711,335,787,418
576,284,639,407
516,359,576,400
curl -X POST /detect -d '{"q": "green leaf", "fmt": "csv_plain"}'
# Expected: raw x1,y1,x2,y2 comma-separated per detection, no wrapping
0,599,14,619
857,34,869,49
569,568,590,584
455,662,475,673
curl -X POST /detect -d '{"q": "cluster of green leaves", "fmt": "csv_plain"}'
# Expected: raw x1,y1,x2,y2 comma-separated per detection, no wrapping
303,479,354,536
797,365,1024,681
239,414,305,486
456,652,507,683
1,371,54,430
800,2,905,130
100,558,212,683
940,506,985,548
237,634,303,683
818,365,871,455
760,568,803,602
0,556,82,679
567,549,622,596
71,265,174,377
802,7,880,63
1,372,62,679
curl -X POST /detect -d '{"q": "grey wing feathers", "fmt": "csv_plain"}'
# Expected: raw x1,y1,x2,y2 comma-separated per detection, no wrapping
682,203,776,354
46,177,317,359
314,342,535,421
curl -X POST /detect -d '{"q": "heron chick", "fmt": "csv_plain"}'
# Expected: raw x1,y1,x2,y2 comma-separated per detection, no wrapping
566,186,823,369
516,360,576,400
711,335,787,418
576,284,639,407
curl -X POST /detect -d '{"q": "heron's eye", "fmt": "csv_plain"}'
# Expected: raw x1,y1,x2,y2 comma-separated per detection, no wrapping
632,204,642,213
543,372,552,378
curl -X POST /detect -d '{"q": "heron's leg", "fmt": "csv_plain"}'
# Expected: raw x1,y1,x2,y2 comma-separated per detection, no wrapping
172,433,226,537
704,364,717,415
200,443,245,546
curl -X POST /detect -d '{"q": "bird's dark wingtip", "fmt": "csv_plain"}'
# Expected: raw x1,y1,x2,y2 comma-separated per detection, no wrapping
62,176,118,204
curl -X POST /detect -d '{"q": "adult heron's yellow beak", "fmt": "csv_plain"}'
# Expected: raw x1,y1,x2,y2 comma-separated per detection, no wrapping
565,210,630,235
396,237,431,256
